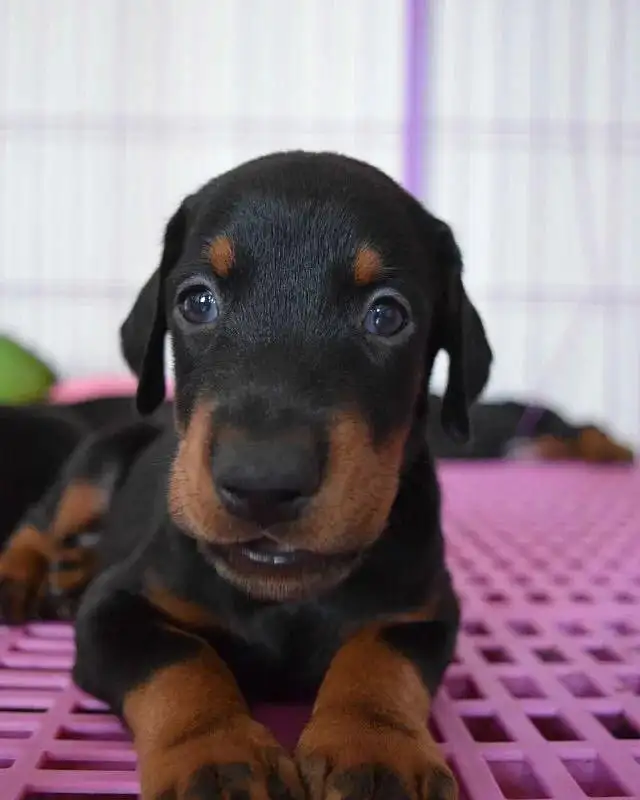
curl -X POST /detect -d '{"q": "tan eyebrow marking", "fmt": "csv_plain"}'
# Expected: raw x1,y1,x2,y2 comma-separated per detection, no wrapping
353,245,383,286
208,236,234,277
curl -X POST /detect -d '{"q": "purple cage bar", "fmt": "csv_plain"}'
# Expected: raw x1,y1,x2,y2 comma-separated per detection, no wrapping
403,0,428,197
1,463,639,799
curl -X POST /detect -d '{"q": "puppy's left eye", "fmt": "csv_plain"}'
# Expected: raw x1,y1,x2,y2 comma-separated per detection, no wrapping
363,296,410,338
178,286,219,324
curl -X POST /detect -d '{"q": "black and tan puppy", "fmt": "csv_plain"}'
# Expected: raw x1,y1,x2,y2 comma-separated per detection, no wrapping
3,152,492,800
0,397,172,619
426,396,635,462
0,396,142,544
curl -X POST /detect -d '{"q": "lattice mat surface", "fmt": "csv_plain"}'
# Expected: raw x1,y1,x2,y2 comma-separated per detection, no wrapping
1,463,639,799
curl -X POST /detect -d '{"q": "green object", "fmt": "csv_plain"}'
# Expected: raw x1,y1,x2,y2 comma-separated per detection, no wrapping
0,335,57,404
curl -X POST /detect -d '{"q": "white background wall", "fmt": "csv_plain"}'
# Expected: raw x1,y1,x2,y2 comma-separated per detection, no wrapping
1,1,638,442
425,0,640,443
0,0,405,376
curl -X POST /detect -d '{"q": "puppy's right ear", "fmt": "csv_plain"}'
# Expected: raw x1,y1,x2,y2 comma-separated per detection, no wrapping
119,201,190,415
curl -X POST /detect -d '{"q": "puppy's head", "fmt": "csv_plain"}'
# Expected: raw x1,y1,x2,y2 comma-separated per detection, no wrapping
121,152,492,601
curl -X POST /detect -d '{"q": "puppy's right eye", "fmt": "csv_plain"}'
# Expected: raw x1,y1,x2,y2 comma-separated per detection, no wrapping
178,286,218,324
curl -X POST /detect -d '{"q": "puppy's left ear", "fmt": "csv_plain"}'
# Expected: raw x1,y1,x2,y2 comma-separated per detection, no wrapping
119,268,161,380
119,198,192,415
432,221,493,442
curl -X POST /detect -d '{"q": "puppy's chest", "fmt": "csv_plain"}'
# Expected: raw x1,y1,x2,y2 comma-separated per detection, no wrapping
204,608,344,704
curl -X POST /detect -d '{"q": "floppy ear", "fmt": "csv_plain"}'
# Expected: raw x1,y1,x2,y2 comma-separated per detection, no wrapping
119,268,161,380
432,221,493,442
119,201,190,415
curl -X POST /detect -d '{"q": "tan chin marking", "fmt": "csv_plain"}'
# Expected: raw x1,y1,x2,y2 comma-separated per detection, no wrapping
169,402,235,541
293,411,409,553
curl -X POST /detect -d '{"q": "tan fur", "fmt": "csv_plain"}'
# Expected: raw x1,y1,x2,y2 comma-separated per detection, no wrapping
123,648,301,799
353,245,383,286
48,544,97,594
578,426,634,463
534,428,634,464
0,525,51,620
306,411,408,552
51,482,109,540
171,405,407,552
169,401,228,540
296,605,456,800
144,571,220,629
209,235,234,278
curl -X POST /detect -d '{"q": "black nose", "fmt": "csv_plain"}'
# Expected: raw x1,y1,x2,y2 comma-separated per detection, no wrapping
212,430,322,527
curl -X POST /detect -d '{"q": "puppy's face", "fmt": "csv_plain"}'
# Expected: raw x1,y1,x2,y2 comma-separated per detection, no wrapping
122,152,492,601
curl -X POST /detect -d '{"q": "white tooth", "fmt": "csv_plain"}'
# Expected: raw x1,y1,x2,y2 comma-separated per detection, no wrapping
244,550,270,564
242,548,293,566
77,532,101,548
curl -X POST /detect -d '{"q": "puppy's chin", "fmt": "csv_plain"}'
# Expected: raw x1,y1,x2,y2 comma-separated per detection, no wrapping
197,538,361,602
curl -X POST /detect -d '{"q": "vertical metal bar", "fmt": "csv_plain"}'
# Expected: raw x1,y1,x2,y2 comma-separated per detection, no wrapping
403,0,427,197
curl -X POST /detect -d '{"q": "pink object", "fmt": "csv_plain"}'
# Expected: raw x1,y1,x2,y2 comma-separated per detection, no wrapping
49,376,174,404
1,463,639,799
49,375,138,403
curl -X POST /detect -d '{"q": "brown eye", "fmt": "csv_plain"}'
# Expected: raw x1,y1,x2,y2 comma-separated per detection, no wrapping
178,286,218,324
363,296,409,337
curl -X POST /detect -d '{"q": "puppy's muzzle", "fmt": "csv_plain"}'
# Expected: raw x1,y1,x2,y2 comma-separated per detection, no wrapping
212,426,323,528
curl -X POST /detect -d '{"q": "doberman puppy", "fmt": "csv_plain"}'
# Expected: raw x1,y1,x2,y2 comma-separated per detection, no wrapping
0,396,152,544
426,396,634,462
0,151,492,800
0,397,172,618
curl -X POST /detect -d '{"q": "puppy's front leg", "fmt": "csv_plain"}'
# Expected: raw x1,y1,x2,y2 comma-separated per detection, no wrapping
74,579,303,800
296,610,458,800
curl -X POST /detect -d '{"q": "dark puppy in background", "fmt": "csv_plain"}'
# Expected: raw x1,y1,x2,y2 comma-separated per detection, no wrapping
0,152,492,800
0,398,173,619
427,396,634,463
0,397,137,543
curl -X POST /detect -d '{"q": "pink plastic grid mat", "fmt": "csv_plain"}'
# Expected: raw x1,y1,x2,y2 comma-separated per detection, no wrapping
1,463,639,799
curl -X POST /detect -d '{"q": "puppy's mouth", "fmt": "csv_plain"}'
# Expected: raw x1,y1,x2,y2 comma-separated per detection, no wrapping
197,536,360,600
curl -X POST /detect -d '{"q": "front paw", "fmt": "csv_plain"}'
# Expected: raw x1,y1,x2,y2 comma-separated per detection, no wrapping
141,715,304,800
296,709,457,800
0,534,48,623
